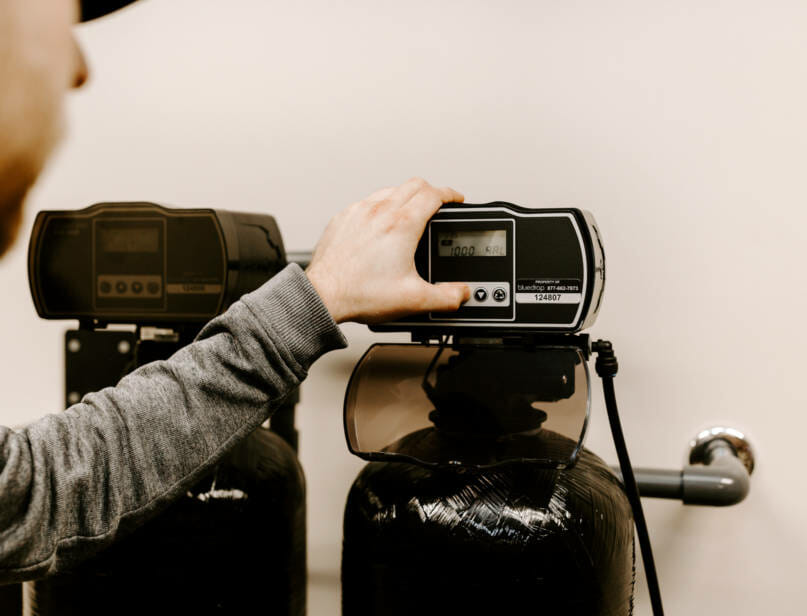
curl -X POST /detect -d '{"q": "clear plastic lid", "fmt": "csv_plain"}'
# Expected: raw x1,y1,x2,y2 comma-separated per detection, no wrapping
344,343,590,469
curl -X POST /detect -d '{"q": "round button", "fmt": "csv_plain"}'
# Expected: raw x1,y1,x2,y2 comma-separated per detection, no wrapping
147,282,160,295
493,288,507,302
115,281,127,294
99,281,111,294
473,288,488,302
132,281,143,294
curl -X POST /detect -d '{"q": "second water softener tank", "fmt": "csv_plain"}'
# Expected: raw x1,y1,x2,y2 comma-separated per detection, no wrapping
23,334,307,616
341,344,635,615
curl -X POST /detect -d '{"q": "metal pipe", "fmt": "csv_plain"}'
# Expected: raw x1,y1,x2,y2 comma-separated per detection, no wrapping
619,468,683,500
610,429,754,507
285,251,313,269
680,439,750,506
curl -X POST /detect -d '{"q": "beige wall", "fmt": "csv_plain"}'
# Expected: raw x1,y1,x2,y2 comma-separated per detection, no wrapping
2,0,806,612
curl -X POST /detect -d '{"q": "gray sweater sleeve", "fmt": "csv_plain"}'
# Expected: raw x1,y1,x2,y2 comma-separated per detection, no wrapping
0,264,347,583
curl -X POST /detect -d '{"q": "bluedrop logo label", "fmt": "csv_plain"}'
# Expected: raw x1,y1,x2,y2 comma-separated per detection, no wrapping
516,279,582,304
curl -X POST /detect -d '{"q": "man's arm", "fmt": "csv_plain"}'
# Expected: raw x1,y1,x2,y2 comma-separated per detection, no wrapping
0,177,470,583
0,264,345,582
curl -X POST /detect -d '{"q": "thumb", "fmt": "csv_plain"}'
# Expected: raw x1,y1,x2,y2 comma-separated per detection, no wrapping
420,282,470,313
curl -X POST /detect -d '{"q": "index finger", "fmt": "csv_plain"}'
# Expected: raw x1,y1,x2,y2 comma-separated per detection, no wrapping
404,184,465,228
434,185,465,205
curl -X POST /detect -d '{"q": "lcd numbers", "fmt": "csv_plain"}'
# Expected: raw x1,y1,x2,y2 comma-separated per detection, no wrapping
438,229,506,257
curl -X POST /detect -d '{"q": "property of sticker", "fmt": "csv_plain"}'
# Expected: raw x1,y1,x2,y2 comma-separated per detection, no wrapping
516,279,582,304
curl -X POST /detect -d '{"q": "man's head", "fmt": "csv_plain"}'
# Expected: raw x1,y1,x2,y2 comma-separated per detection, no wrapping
0,0,87,257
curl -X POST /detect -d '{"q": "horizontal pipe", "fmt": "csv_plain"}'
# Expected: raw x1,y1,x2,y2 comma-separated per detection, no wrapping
285,251,313,270
610,440,751,507
623,468,683,500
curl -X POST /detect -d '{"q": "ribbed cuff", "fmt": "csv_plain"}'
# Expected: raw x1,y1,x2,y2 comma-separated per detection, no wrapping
241,264,348,373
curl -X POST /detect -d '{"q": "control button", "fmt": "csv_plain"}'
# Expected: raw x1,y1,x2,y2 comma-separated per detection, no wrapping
131,281,143,294
493,288,507,303
147,282,160,295
473,288,488,302
99,281,111,294
115,281,127,294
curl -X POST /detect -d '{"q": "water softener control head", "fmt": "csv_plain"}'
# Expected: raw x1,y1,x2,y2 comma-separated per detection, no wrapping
372,202,605,335
28,202,286,324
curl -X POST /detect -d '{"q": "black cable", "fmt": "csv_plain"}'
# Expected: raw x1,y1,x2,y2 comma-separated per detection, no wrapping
592,340,664,616
422,335,448,392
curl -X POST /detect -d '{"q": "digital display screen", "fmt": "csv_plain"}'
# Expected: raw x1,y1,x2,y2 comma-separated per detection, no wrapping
100,227,159,253
438,229,506,257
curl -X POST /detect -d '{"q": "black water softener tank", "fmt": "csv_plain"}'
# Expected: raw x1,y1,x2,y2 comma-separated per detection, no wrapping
22,333,307,616
341,344,635,616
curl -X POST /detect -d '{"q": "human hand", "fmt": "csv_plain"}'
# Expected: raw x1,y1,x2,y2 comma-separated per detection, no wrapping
305,177,471,324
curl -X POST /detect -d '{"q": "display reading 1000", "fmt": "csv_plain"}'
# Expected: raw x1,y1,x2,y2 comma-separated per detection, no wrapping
437,229,507,257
